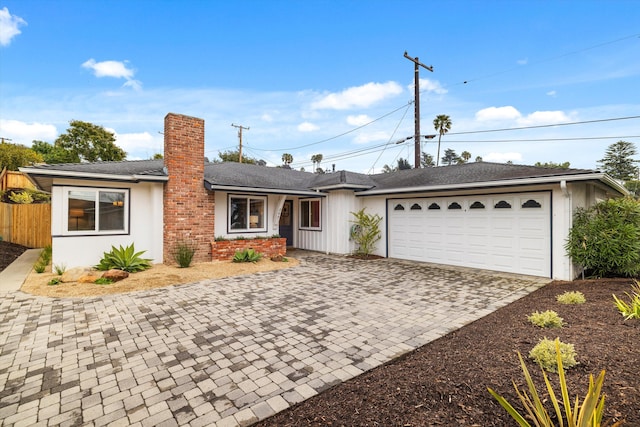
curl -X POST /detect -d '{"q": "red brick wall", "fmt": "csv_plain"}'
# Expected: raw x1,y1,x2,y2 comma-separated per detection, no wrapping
211,238,287,261
163,113,215,264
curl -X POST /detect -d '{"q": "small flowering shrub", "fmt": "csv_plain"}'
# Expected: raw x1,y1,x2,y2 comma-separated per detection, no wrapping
527,310,564,328
529,337,578,373
556,291,586,305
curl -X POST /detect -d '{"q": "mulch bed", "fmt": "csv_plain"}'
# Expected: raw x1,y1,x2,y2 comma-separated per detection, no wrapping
0,241,28,272
256,278,639,426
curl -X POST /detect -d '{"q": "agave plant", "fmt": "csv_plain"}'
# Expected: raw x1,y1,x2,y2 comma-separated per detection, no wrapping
96,243,152,273
488,339,622,427
232,248,262,263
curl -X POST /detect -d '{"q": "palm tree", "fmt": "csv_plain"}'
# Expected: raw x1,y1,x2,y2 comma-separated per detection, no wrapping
311,154,323,173
281,153,293,166
460,151,471,164
433,114,452,166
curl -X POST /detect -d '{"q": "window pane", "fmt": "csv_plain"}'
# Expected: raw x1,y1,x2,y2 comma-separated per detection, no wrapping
230,198,247,230
68,191,95,231
311,200,320,228
99,191,125,231
300,201,310,227
249,199,264,229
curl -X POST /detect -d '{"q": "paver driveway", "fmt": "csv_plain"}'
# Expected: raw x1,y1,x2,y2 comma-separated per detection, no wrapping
0,251,548,427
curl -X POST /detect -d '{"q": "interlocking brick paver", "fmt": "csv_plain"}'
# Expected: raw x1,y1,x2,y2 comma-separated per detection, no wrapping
0,251,548,427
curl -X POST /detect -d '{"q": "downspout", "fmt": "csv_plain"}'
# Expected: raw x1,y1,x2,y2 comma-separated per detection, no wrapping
561,180,580,279
324,190,329,254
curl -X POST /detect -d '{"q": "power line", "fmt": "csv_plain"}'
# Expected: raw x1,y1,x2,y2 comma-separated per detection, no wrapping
249,101,413,152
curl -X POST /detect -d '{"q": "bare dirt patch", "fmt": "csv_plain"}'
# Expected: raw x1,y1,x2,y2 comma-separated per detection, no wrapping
20,257,299,298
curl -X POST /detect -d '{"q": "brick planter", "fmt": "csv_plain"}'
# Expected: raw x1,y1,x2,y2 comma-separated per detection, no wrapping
211,237,287,261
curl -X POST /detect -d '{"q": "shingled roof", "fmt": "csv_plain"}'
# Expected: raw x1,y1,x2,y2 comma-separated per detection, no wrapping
21,159,624,196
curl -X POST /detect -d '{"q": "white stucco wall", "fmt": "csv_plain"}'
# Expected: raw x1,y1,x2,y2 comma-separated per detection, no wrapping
51,179,164,269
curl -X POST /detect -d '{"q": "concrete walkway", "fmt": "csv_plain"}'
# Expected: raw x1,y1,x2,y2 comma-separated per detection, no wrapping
0,251,549,427
0,249,41,292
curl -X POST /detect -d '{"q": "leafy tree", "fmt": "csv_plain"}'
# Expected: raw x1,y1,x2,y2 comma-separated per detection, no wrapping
282,153,293,166
433,114,452,166
31,140,77,164
625,180,640,198
55,120,126,162
535,161,571,169
216,150,263,165
421,152,435,168
565,197,640,277
151,153,163,159
0,142,43,170
597,140,638,181
382,157,412,173
475,156,483,162
441,148,460,166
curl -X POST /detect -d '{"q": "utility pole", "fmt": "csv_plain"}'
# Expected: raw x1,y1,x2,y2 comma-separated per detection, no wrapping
231,124,249,163
404,51,433,168
0,137,13,144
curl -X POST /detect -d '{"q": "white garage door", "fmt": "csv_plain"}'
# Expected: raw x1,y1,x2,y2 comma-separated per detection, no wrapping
388,192,551,277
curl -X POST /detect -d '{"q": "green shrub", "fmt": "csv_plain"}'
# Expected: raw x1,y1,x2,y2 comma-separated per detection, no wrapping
612,280,640,320
34,262,46,273
556,291,586,305
529,338,578,373
53,263,66,275
349,208,382,258
96,243,152,273
94,277,114,285
47,278,61,286
8,190,33,204
527,310,564,328
40,245,52,264
232,248,262,263
565,197,640,277
214,236,228,241
173,241,196,268
488,338,619,427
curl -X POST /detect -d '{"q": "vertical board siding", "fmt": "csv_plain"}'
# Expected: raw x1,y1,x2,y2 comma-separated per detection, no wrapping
0,203,51,248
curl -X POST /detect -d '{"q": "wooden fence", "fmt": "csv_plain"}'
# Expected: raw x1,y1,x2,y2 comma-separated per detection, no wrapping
0,202,51,248
0,168,36,191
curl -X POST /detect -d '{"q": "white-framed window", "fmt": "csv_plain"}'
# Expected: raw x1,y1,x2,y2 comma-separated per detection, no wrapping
299,198,321,230
64,187,129,235
228,195,267,233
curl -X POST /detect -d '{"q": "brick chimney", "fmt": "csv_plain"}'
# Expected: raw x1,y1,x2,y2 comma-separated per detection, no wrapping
163,113,215,263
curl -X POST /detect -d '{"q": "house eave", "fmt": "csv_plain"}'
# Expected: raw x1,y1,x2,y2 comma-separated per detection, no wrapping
204,182,326,197
310,184,373,191
18,167,168,183
355,173,629,197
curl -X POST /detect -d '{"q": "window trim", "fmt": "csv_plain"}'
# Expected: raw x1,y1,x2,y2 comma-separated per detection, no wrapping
62,186,130,236
227,194,268,233
299,198,322,231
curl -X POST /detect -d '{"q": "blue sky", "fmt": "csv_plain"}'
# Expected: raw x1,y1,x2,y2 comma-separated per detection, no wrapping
1,0,639,173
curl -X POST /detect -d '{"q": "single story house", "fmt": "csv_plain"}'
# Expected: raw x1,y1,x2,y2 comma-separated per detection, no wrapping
21,113,628,280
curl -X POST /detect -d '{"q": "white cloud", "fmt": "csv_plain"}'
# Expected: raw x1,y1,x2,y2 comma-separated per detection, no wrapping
0,119,57,143
547,90,556,97
347,114,371,126
517,58,528,65
311,81,403,110
0,7,26,46
483,152,523,163
519,110,569,125
82,59,141,90
353,131,389,144
475,106,522,121
108,130,160,159
475,106,570,126
416,78,448,95
297,122,318,132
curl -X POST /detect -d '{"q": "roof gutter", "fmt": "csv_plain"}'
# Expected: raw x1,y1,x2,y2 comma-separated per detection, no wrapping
355,172,629,197
204,182,326,197
18,167,169,183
